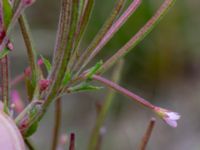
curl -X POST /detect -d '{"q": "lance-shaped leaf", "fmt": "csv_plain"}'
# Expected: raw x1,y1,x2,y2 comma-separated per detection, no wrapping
0,1,4,30
0,47,9,59
85,60,103,79
2,0,12,28
69,82,103,93
40,55,52,73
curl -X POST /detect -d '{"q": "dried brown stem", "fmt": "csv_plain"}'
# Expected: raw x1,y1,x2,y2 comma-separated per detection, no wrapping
51,98,62,150
139,118,156,150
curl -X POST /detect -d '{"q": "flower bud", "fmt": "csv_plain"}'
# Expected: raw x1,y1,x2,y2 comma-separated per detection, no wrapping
39,79,50,91
22,0,36,6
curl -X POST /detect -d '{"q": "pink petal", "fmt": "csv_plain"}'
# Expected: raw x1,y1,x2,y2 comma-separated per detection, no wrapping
0,111,26,150
164,118,177,128
167,112,181,120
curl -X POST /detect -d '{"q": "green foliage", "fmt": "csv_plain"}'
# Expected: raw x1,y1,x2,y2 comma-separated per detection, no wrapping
85,60,103,79
0,48,9,59
62,71,71,86
40,55,52,73
2,0,12,28
69,82,103,93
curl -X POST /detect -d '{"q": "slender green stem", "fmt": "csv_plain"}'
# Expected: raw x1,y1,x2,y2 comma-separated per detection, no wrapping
50,0,72,82
25,138,35,150
88,60,124,150
139,118,156,150
51,98,62,150
44,0,79,108
100,0,176,73
69,0,94,67
72,0,126,74
18,15,38,79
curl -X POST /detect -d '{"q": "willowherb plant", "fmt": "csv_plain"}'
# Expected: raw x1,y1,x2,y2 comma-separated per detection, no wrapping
0,0,180,149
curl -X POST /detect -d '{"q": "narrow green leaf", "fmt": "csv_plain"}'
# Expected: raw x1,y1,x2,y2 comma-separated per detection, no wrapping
40,55,52,73
85,60,103,79
2,0,12,28
69,82,103,93
24,121,38,137
62,71,71,86
0,48,9,59
25,76,35,100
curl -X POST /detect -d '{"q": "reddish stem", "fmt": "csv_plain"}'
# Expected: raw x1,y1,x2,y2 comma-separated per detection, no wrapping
139,118,156,150
69,133,75,150
92,75,155,110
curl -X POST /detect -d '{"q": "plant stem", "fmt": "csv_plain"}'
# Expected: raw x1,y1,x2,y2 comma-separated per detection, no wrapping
69,0,94,69
18,14,38,81
69,133,75,150
100,0,176,73
92,75,155,110
51,98,62,150
44,0,79,108
72,0,127,75
139,118,156,150
25,138,35,150
88,60,124,150
50,0,72,82
0,0,35,52
1,56,9,113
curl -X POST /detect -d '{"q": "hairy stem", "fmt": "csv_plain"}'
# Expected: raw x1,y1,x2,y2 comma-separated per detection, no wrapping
72,0,127,75
50,0,72,82
69,0,94,69
92,75,155,110
18,14,38,81
44,0,79,108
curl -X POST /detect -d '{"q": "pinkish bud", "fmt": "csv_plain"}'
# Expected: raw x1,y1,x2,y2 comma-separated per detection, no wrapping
154,107,180,128
11,90,24,113
37,58,43,66
22,0,36,6
39,79,50,91
7,41,14,51
24,67,31,76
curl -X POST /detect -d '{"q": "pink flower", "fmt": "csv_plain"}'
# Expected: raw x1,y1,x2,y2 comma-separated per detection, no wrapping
154,107,180,128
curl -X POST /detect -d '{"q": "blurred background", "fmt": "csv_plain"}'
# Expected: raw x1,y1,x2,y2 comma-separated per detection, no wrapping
10,0,200,149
